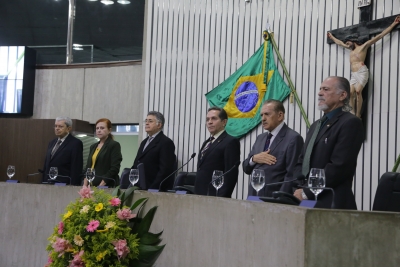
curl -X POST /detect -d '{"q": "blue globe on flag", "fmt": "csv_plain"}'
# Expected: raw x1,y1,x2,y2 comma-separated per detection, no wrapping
234,81,259,112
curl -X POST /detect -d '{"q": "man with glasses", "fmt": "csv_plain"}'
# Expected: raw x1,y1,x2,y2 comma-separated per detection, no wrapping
42,116,83,185
131,111,176,190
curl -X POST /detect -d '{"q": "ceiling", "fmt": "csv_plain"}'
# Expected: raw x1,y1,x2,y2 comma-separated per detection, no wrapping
0,0,145,64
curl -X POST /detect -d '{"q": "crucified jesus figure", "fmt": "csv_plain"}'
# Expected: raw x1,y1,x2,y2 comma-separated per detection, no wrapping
328,15,400,118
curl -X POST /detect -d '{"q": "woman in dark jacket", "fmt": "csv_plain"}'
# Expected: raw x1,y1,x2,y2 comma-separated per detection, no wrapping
84,118,122,187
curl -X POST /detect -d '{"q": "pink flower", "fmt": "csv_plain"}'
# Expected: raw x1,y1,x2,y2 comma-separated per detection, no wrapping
69,250,85,267
78,185,93,199
109,197,121,207
111,239,130,260
44,256,53,267
116,208,136,221
86,220,100,232
58,221,64,235
52,237,72,257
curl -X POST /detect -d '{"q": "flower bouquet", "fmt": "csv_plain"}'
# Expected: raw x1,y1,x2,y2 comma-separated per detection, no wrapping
45,186,165,267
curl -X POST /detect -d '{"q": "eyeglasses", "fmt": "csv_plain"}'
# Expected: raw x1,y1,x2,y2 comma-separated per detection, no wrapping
143,119,158,124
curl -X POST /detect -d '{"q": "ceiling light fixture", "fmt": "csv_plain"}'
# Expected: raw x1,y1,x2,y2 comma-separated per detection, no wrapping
117,0,131,4
101,0,114,4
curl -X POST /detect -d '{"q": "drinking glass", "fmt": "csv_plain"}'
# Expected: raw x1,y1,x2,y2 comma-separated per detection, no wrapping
251,169,265,196
211,170,224,197
308,168,326,201
7,165,15,179
49,167,58,180
86,168,96,186
129,169,139,187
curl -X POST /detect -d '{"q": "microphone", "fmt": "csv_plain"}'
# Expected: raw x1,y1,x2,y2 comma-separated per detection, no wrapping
264,174,305,187
207,160,241,195
299,185,335,209
158,153,197,192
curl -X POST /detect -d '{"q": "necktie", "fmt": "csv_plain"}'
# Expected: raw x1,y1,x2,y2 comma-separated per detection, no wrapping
264,133,273,151
51,140,62,158
201,137,214,159
143,136,154,151
302,116,328,176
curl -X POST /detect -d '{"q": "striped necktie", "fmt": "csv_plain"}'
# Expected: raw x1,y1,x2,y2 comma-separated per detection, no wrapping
201,137,214,159
264,133,273,151
51,140,62,158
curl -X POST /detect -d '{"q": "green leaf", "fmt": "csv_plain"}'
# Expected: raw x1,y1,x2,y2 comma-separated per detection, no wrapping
130,197,148,211
122,186,136,205
137,206,158,237
139,231,164,246
137,244,165,262
112,186,121,197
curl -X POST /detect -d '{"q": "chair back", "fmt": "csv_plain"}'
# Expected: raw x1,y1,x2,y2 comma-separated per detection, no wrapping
173,172,196,193
372,172,400,212
137,163,146,189
119,168,131,189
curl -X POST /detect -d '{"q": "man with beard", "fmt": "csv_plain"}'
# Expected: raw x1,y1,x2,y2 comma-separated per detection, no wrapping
327,15,400,118
293,77,364,209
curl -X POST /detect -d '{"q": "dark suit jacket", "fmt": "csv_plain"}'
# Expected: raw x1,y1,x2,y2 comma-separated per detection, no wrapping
132,131,176,190
42,134,83,185
243,124,304,197
85,137,122,187
195,131,240,197
294,110,364,209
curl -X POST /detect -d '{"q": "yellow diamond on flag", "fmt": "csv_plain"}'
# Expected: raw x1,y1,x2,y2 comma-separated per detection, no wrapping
224,70,273,118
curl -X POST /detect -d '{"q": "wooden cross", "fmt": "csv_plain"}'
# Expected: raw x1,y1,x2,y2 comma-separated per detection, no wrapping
326,1,399,117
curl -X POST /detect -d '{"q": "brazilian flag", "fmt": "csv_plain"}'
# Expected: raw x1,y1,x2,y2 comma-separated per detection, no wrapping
205,38,290,138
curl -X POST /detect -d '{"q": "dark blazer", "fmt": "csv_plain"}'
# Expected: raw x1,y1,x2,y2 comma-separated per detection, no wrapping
132,131,176,190
294,110,364,209
195,131,240,197
243,124,304,197
85,137,122,187
42,134,83,185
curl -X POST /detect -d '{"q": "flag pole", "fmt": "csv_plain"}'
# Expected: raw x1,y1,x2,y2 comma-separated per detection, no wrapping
263,31,310,128
392,153,400,172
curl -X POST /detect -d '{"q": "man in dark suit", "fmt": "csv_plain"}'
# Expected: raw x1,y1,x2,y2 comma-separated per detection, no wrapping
293,76,364,209
195,107,240,197
243,100,304,197
132,111,176,190
42,117,83,185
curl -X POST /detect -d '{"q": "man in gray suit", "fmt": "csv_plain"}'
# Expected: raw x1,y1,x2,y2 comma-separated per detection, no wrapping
243,100,304,197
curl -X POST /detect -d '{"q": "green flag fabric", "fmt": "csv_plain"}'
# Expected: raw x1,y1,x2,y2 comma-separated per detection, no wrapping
205,40,291,138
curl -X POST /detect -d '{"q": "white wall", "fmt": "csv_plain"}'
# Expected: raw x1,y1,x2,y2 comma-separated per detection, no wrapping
143,0,400,210
33,64,143,124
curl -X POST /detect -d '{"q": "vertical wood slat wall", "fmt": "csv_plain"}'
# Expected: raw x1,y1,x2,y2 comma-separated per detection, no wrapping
144,0,400,210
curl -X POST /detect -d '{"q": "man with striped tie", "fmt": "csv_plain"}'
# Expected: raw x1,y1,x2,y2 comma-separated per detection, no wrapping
195,107,240,197
42,117,83,185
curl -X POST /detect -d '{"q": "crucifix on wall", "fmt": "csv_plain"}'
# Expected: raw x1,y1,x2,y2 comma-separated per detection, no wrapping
326,2,400,118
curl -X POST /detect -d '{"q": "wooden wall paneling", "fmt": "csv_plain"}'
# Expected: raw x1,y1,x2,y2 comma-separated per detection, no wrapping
0,119,91,184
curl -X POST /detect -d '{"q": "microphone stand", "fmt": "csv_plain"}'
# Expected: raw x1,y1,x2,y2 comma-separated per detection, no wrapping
26,172,40,183
158,153,196,192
